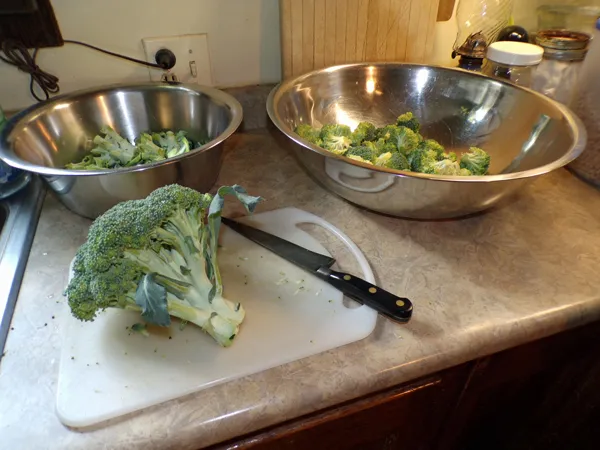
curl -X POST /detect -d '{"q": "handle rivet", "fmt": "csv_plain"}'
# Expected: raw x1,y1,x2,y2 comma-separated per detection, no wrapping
368,287,377,294
396,300,405,307
343,275,351,281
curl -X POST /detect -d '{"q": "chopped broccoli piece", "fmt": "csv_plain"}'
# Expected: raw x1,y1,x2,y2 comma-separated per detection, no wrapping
151,131,192,158
320,124,352,155
459,168,472,176
427,159,463,175
365,139,396,156
442,151,457,162
376,125,419,154
65,184,263,347
460,147,491,175
66,127,195,170
408,147,438,173
294,124,323,146
346,155,373,165
396,112,421,133
375,152,410,171
346,145,376,163
419,139,445,159
351,122,377,145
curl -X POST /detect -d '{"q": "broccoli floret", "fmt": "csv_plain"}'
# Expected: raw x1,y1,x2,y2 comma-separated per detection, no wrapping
351,122,377,145
459,168,472,176
346,155,373,165
460,147,491,175
365,139,396,156
320,124,352,155
407,147,438,173
346,145,376,163
396,112,420,133
377,125,419,154
295,124,323,146
419,139,445,159
442,151,457,162
375,152,409,171
427,159,463,175
65,184,262,347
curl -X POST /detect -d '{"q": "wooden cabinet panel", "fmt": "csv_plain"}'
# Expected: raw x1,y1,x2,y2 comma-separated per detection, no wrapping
436,322,600,450
279,0,440,79
212,365,470,450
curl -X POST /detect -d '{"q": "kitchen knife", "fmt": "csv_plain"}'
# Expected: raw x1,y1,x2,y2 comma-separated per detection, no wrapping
221,217,413,323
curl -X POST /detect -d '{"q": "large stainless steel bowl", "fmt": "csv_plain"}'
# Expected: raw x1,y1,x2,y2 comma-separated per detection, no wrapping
0,82,243,219
267,63,587,219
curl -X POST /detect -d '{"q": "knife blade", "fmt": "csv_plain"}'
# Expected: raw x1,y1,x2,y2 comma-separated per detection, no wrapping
221,217,413,323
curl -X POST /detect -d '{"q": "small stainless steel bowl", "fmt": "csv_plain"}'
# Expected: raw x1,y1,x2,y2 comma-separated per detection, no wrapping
0,82,243,219
267,63,587,219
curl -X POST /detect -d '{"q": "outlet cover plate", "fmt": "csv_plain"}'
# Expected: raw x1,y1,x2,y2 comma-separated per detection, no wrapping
142,34,213,85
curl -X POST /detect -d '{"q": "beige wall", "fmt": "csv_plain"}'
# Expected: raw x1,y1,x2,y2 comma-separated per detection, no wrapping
0,0,282,110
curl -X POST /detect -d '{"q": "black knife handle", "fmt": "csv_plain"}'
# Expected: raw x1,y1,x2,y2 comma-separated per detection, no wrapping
317,268,413,323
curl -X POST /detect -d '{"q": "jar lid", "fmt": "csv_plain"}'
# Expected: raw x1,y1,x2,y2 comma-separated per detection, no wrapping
535,30,591,50
486,41,544,66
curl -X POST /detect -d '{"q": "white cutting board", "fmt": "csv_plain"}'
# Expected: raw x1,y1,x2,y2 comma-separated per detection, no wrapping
56,208,378,428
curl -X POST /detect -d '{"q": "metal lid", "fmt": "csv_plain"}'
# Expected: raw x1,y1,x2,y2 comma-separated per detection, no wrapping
535,30,591,50
535,30,591,61
486,41,544,66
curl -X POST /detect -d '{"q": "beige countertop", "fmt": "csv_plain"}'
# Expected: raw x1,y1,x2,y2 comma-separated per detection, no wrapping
2,130,600,450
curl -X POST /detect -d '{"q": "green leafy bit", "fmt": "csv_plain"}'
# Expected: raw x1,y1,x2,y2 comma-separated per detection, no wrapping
66,127,205,171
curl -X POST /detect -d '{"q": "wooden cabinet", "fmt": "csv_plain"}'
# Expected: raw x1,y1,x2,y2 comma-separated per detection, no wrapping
211,365,471,450
209,321,600,450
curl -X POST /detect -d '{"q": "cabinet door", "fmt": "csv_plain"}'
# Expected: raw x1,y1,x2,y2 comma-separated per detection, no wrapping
436,321,600,450
211,365,470,450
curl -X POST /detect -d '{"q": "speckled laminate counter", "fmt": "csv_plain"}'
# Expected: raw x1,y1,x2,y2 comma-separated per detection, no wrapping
2,130,600,450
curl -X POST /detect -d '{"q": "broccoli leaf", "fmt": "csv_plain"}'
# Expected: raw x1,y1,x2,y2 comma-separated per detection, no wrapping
135,273,171,327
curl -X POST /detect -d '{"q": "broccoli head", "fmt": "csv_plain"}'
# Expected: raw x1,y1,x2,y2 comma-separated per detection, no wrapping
295,124,323,146
460,147,491,175
375,152,410,171
65,184,262,347
351,122,377,145
407,147,438,173
396,112,421,133
320,124,352,155
346,145,376,163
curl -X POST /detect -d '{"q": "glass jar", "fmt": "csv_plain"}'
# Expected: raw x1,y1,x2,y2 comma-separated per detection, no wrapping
531,29,591,105
483,41,544,87
568,18,600,187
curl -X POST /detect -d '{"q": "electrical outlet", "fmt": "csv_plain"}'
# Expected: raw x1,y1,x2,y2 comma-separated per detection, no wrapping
142,34,213,85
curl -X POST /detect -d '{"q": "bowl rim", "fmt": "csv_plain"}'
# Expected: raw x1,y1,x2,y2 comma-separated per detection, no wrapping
266,62,588,183
0,81,243,176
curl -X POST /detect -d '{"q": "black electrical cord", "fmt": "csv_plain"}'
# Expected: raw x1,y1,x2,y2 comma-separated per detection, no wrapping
0,39,168,102
0,40,59,102
63,39,165,69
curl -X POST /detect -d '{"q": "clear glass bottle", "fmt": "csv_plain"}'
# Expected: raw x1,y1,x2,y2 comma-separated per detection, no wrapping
568,18,600,187
531,29,590,105
453,0,515,56
483,41,544,87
